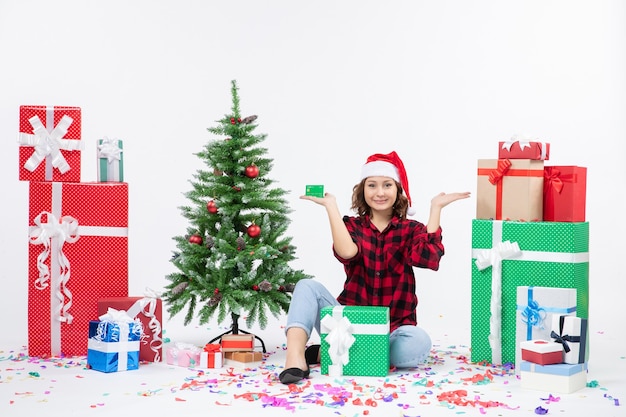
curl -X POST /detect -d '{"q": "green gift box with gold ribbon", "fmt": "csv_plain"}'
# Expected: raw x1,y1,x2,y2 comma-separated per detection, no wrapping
320,306,389,377
470,219,589,365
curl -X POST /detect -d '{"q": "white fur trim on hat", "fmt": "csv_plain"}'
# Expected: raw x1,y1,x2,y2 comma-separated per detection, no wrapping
360,161,400,182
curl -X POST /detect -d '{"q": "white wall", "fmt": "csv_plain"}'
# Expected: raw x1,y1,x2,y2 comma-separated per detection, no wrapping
1,1,624,347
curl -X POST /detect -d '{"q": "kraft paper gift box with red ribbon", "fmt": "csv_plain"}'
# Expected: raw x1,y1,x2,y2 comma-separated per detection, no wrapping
27,181,129,357
200,344,223,368
97,138,124,182
550,315,588,364
476,159,544,221
520,340,564,365
166,342,201,367
224,351,263,364
220,334,255,352
543,166,587,222
320,305,390,377
87,308,142,373
470,219,589,365
520,361,587,394
498,136,550,160
18,105,82,182
97,293,163,362
515,286,577,370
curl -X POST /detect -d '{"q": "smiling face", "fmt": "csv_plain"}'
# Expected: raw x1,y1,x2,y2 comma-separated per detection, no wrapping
363,176,398,215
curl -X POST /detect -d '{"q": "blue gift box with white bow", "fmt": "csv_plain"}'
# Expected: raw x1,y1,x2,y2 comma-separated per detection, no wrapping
87,309,142,373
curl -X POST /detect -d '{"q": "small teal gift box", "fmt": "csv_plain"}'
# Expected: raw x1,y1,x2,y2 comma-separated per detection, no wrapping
97,138,124,182
87,308,142,373
320,306,389,377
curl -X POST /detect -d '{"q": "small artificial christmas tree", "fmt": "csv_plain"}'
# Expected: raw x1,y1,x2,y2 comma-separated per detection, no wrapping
164,80,310,337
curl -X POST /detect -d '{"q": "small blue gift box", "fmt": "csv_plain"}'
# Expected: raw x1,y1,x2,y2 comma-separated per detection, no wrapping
87,319,142,373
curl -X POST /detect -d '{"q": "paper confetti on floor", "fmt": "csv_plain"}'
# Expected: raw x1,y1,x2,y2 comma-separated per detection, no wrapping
0,343,622,417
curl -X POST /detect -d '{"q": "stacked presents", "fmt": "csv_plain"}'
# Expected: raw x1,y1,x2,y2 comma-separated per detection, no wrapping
18,105,162,372
471,135,589,393
165,334,266,369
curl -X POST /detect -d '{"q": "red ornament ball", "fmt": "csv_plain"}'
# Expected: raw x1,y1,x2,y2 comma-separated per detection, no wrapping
207,200,218,214
252,285,259,291
189,234,203,245
214,288,220,294
245,164,259,179
247,224,261,238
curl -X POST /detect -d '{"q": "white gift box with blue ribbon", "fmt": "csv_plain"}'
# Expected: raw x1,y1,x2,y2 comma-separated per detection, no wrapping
87,308,142,373
515,286,577,371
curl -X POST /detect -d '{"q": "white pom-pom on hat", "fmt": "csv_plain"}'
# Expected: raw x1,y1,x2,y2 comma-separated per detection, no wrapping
360,151,416,216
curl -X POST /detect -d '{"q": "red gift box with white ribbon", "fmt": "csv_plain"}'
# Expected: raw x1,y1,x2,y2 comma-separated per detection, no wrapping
18,105,82,182
97,294,163,362
498,136,550,160
27,181,128,357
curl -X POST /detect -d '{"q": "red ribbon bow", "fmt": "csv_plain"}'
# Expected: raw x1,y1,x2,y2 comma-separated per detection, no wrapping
544,168,564,194
203,343,221,353
488,159,512,185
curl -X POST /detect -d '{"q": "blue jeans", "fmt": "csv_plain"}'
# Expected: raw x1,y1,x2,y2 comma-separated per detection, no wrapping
285,279,432,368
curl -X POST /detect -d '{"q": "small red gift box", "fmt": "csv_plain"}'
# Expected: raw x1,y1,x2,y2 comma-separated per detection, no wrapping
498,138,550,160
521,340,563,365
221,334,255,352
27,181,128,357
18,105,82,182
476,159,544,221
97,295,163,362
543,166,587,222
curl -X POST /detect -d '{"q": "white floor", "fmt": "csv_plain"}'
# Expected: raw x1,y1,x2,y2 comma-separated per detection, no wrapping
1,314,624,417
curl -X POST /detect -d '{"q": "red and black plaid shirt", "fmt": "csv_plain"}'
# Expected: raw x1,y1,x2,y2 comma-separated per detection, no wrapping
334,215,444,332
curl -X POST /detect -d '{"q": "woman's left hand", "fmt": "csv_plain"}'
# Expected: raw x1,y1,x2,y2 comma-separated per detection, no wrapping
431,191,471,209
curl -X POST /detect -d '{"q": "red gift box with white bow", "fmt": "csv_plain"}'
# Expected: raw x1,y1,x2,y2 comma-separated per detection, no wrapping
498,137,550,160
97,295,163,362
27,181,128,357
18,105,82,182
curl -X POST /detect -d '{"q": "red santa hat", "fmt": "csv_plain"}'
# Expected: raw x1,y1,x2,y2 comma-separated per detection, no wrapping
360,151,416,216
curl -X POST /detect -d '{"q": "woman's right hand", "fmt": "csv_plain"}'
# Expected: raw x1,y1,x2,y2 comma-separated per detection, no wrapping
299,193,336,207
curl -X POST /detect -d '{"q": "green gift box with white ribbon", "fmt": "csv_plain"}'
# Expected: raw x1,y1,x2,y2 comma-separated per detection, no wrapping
97,138,124,182
320,305,390,377
470,219,589,365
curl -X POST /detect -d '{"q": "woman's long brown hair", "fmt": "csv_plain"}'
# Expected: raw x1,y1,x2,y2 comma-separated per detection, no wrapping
350,179,409,220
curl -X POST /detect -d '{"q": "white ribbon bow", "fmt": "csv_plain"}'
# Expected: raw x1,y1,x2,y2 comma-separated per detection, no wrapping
99,307,135,325
29,211,80,324
321,306,356,377
475,240,521,365
95,308,141,371
501,134,535,152
19,115,81,174
98,137,123,163
125,288,164,362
